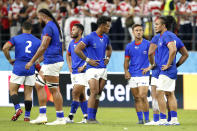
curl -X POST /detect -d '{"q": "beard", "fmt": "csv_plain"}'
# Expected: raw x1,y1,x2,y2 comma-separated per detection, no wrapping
71,34,78,39
40,21,46,28
155,29,161,34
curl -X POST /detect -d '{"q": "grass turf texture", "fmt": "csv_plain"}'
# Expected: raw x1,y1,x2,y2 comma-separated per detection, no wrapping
0,107,197,131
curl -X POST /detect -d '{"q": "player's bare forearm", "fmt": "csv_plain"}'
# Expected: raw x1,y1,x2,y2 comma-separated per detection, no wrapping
74,42,87,60
148,54,155,65
106,44,112,58
148,43,157,65
176,46,189,67
2,42,12,62
66,53,72,69
124,58,131,79
124,58,130,73
37,56,44,63
167,42,177,66
30,36,51,63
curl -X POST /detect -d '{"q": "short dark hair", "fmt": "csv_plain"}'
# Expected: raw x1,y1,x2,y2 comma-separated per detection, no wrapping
97,16,111,27
74,23,84,34
132,24,142,30
22,21,32,30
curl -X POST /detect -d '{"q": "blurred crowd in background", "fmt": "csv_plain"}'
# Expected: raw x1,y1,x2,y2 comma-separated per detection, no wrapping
0,0,197,50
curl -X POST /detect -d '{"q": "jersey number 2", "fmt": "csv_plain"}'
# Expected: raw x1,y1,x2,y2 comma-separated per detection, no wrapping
25,41,32,53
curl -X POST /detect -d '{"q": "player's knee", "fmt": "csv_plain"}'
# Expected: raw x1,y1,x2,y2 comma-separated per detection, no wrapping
134,96,141,103
36,74,46,87
79,93,86,102
24,94,32,101
9,88,18,95
72,89,80,99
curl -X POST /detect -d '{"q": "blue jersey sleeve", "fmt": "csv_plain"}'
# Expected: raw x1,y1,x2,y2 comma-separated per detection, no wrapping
164,33,175,46
176,38,184,51
151,35,159,45
8,37,15,46
43,25,53,37
82,35,92,46
125,44,130,58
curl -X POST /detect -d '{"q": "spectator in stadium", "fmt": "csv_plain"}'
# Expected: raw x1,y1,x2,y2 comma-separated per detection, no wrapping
75,16,112,123
124,24,150,124
71,0,87,17
36,0,49,13
49,0,60,18
18,0,30,32
65,23,88,124
163,0,176,17
25,8,65,125
84,0,107,31
8,0,23,38
0,0,10,49
148,0,163,34
176,0,192,50
27,1,41,38
127,0,142,41
2,21,41,122
190,0,197,50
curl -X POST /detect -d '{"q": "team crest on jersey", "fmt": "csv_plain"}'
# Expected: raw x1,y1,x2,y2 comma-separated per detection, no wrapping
143,51,147,54
159,42,162,46
135,46,139,49
100,39,103,42
93,43,97,48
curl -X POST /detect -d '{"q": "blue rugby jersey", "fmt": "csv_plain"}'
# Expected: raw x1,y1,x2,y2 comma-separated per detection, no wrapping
81,31,110,69
67,38,87,74
9,33,41,76
41,21,64,64
125,39,150,77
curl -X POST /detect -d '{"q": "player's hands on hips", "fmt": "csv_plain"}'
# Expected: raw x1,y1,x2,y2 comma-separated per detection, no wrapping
88,59,100,66
104,58,109,65
9,59,15,65
69,67,72,73
161,64,171,70
25,62,33,70
125,71,131,80
141,66,152,75
78,65,86,73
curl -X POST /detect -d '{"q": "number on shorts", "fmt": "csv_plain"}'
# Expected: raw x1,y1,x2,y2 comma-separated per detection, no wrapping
25,41,32,53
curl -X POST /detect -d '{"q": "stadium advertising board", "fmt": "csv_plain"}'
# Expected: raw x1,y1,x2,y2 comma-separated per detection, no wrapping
33,73,183,108
0,72,184,108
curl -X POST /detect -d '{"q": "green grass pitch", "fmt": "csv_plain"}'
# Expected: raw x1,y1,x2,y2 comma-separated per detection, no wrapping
0,107,197,131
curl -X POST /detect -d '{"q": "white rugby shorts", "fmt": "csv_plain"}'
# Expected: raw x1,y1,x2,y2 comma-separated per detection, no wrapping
41,62,64,76
85,68,107,81
128,76,149,88
10,73,36,86
71,73,88,86
151,77,158,86
157,75,176,92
